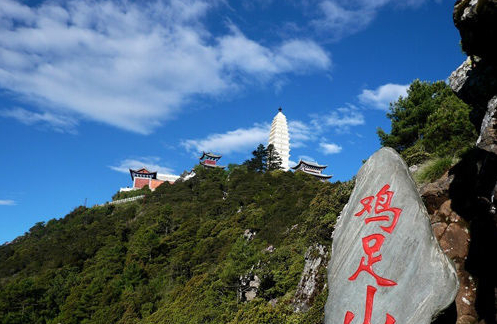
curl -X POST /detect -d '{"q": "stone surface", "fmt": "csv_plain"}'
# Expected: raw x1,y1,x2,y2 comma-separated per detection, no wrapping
293,244,328,312
420,172,453,214
450,0,497,155
325,147,458,324
238,273,260,302
422,149,497,323
243,229,256,241
453,0,497,60
476,96,497,154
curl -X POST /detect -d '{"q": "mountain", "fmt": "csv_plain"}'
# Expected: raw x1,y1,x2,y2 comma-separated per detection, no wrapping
0,166,353,324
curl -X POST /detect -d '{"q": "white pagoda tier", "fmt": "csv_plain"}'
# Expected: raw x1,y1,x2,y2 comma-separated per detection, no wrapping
269,107,290,170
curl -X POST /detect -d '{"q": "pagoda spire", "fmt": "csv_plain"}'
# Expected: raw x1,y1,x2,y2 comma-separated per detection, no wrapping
268,107,290,170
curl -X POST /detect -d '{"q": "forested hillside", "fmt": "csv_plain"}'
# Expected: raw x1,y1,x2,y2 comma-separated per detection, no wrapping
0,166,353,324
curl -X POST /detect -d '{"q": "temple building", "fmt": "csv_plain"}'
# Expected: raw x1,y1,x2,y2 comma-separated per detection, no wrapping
269,107,290,170
291,160,332,182
199,152,225,169
120,168,179,192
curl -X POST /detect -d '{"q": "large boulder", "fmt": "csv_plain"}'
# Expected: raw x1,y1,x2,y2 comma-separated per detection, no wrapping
325,148,458,324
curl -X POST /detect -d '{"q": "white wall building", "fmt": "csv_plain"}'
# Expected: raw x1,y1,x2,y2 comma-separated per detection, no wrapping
268,107,290,170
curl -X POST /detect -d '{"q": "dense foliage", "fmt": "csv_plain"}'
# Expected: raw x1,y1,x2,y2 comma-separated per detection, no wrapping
0,166,353,324
244,144,282,172
377,80,477,165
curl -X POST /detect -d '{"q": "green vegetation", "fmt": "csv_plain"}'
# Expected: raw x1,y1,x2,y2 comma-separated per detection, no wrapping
377,80,477,181
0,165,353,324
415,157,455,183
244,144,282,172
378,79,477,164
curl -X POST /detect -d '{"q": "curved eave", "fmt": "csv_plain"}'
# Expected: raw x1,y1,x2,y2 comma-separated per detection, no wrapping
291,160,328,170
199,152,222,160
129,169,157,180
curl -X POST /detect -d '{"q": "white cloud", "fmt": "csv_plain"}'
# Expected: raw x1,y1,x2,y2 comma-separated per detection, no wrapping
320,142,342,154
0,0,331,134
288,120,315,148
181,123,270,154
312,0,427,40
298,155,317,162
1,108,77,133
110,157,175,174
312,105,365,133
358,83,408,110
0,199,16,206
312,1,375,40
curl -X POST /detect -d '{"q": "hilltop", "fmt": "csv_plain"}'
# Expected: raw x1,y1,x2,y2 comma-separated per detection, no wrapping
0,166,353,324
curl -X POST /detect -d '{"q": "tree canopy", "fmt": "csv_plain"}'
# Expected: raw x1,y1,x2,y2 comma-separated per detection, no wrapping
377,79,477,164
0,164,352,324
243,143,282,172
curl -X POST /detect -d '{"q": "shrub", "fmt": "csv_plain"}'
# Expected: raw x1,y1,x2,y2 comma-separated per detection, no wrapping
415,157,454,183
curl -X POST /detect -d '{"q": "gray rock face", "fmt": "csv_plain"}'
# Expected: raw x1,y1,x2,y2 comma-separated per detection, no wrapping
293,244,328,312
325,148,458,324
454,0,497,60
477,95,497,154
449,57,497,154
450,0,497,154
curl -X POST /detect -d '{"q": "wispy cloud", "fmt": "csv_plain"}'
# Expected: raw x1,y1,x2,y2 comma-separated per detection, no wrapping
358,83,408,110
0,199,16,206
311,0,428,40
312,105,365,133
110,157,175,174
0,0,331,134
320,142,342,154
288,120,315,148
298,155,317,162
1,108,78,133
181,123,270,154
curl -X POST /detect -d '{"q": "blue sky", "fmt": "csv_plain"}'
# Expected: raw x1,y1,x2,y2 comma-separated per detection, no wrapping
0,0,464,243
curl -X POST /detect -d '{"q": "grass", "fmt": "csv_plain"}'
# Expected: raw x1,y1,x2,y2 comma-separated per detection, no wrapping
414,157,456,184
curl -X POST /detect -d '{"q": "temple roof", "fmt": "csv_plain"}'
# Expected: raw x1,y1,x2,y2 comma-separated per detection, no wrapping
199,152,222,160
130,168,157,180
291,160,328,170
134,168,152,173
310,172,332,179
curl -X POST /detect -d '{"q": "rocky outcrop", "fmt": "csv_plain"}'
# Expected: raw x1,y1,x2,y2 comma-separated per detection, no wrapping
421,180,477,324
450,0,497,155
450,58,497,154
293,244,328,312
238,273,261,302
453,0,497,60
448,4,497,320
421,149,497,323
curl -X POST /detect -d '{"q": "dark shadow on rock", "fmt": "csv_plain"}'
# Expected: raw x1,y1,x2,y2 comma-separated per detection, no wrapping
449,148,497,324
457,59,497,130
432,301,457,324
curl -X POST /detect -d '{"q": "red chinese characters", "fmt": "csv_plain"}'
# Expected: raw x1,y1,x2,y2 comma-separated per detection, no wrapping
354,184,402,234
348,234,396,287
344,184,402,324
343,286,396,324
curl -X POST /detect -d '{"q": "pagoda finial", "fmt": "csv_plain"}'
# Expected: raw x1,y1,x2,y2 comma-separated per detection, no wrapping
278,107,282,112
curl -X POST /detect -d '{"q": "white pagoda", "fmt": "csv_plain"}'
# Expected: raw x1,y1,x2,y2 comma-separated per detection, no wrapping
269,107,290,170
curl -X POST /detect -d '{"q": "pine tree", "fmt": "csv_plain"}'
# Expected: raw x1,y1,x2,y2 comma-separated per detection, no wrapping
244,144,267,172
266,144,282,171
